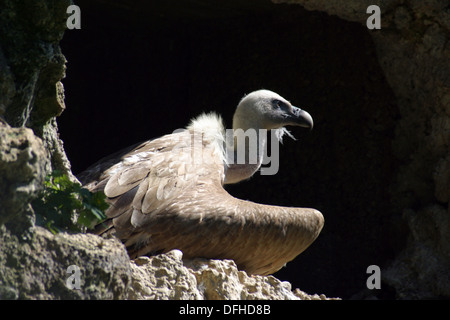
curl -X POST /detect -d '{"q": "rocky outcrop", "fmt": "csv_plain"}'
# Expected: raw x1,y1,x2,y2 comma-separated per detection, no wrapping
0,0,127,300
0,122,47,234
128,249,335,300
0,226,131,299
0,0,74,179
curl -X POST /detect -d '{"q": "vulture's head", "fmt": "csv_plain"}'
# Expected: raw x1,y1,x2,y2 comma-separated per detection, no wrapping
232,90,314,132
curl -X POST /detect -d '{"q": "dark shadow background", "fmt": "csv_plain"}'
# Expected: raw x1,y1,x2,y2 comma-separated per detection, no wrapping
59,0,404,299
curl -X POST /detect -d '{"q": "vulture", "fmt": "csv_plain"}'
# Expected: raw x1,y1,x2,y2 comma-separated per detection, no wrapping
79,89,324,276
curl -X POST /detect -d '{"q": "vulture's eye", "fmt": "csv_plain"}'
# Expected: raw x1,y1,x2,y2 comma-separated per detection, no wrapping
272,99,287,109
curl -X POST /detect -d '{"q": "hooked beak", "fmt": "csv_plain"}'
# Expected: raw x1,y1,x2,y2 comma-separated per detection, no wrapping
288,106,314,130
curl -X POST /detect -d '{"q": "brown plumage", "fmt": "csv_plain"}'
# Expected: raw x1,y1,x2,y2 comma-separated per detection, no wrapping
79,90,324,275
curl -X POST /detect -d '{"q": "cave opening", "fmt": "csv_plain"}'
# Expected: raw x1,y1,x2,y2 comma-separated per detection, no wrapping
59,0,402,298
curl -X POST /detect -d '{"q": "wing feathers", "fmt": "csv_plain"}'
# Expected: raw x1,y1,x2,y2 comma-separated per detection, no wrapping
118,166,151,186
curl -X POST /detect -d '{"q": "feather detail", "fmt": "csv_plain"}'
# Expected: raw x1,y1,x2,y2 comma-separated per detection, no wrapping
274,127,296,143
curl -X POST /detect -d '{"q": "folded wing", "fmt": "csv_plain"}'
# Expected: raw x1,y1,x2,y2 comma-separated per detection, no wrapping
80,128,323,275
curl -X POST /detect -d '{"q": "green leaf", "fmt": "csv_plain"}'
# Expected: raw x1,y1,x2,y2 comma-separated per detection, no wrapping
32,171,109,233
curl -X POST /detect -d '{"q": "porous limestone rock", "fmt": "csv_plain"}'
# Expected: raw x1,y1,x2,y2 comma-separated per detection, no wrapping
0,0,118,298
0,0,74,177
128,249,335,300
128,250,202,300
0,226,131,299
0,121,48,233
185,256,299,300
